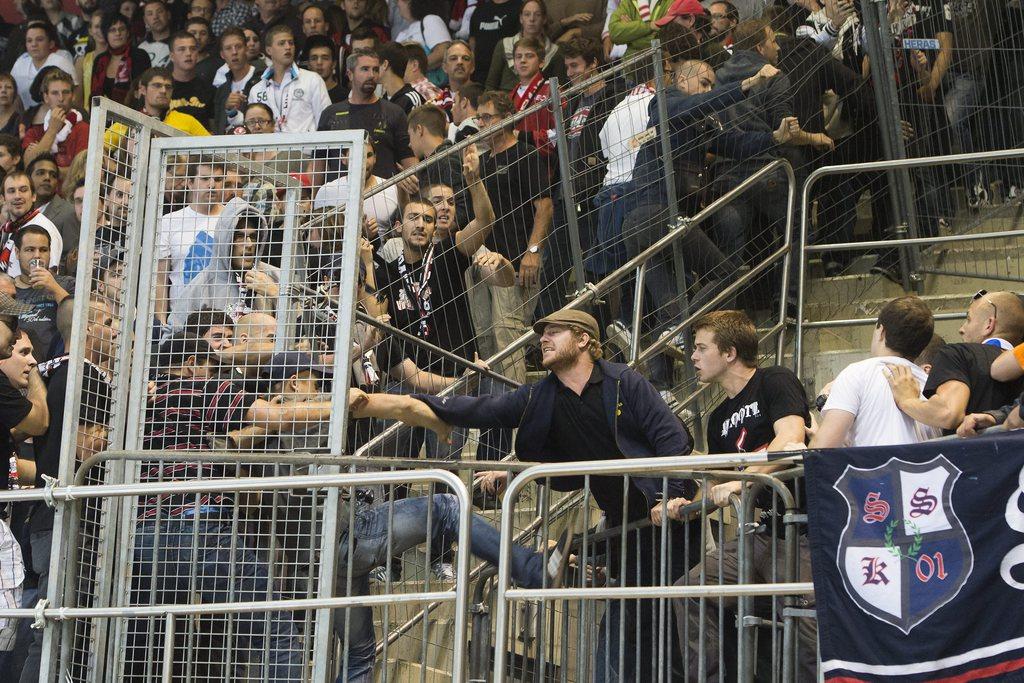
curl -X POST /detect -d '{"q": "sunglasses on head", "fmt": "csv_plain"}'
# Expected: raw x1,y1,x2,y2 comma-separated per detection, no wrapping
973,289,998,318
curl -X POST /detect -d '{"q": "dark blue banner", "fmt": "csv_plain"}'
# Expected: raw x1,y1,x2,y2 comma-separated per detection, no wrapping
805,432,1024,681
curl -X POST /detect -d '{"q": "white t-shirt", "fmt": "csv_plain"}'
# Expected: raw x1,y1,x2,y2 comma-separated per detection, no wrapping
598,85,655,187
823,356,941,447
139,40,170,68
313,175,401,228
11,51,77,108
157,205,223,303
394,15,452,51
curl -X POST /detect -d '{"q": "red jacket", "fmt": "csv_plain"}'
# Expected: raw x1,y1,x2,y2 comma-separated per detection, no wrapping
21,121,89,168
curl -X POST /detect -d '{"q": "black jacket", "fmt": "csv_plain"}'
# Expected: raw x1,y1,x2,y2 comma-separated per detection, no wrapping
414,359,695,506
213,68,261,135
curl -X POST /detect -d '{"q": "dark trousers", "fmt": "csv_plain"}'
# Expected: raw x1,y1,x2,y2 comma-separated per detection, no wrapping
673,531,817,682
619,203,737,388
587,518,703,682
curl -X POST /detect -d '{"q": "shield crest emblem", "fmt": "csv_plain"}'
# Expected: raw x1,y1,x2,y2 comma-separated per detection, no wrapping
834,455,973,634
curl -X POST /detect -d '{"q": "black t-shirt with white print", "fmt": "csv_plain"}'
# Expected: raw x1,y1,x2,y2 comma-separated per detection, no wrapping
707,366,810,534
376,237,477,376
707,366,810,455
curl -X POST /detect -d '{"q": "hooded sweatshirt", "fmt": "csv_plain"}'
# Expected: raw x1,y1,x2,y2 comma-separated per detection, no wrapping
168,197,280,330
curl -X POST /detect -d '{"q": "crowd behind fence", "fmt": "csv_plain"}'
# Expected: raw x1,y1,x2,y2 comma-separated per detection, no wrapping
0,0,1022,679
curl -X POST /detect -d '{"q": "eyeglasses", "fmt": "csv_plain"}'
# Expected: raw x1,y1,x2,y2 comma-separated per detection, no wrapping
477,113,500,123
244,118,273,127
973,289,998,319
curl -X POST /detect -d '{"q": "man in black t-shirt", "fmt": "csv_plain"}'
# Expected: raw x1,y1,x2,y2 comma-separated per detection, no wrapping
655,310,816,681
375,147,502,374
478,91,552,383
317,50,416,179
126,334,321,681
168,31,217,128
470,0,522,81
886,290,1024,434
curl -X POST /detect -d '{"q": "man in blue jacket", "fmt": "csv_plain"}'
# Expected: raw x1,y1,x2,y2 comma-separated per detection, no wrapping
351,307,700,681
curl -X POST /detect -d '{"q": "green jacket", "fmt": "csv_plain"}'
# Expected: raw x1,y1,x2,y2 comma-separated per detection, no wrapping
608,0,673,57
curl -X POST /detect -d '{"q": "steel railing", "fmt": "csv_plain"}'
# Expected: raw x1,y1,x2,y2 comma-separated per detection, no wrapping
795,147,1024,379
1,470,472,682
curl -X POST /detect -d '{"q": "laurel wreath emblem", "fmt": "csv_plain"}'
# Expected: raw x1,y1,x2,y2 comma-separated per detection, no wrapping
884,518,923,559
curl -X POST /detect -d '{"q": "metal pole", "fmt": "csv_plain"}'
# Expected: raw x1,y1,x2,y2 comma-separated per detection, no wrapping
860,0,921,289
630,264,647,363
549,77,588,294
161,613,176,683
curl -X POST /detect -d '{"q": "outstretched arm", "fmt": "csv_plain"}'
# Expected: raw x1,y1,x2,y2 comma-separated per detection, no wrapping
348,389,453,442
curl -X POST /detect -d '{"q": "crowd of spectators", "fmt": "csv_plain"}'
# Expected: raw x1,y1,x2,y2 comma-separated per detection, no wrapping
0,0,1021,679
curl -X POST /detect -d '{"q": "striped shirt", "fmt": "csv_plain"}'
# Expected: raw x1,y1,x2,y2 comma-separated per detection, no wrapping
140,377,253,519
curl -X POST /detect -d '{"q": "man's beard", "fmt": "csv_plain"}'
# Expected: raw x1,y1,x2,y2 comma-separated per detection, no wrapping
541,344,581,372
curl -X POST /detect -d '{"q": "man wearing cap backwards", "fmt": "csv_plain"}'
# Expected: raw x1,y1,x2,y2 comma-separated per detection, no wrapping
349,307,700,681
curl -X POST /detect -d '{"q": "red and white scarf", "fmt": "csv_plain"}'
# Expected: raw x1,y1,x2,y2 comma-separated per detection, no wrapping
513,72,546,112
42,108,83,154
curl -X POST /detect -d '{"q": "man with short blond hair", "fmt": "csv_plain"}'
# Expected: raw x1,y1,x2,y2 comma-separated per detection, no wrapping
351,306,698,681
21,70,88,169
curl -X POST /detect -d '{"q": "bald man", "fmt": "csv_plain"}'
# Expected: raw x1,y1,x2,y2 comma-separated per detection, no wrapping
213,312,278,383
885,290,1024,434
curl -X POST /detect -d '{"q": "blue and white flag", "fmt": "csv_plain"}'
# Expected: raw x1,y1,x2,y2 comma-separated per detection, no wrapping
805,432,1024,681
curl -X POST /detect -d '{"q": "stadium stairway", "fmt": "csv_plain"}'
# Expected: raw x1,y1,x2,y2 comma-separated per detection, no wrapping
799,196,1024,396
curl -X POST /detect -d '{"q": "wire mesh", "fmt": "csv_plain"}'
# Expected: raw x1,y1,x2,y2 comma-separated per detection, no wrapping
492,463,813,683
48,99,183,683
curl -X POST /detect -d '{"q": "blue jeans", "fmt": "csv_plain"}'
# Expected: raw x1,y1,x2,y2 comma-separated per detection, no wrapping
944,72,983,184
17,527,51,683
588,183,631,277
333,494,544,682
130,515,305,681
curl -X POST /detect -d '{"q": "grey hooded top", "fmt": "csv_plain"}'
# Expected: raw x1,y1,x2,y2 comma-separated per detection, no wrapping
168,197,280,330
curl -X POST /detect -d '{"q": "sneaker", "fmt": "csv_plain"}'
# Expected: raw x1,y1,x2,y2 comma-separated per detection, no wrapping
430,560,456,582
545,510,579,589
605,320,632,356
1009,185,1021,202
660,389,678,408
967,183,988,210
369,566,389,583
823,261,844,278
659,328,687,360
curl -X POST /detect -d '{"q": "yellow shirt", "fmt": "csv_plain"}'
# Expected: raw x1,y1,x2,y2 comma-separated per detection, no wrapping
162,110,211,136
103,109,211,149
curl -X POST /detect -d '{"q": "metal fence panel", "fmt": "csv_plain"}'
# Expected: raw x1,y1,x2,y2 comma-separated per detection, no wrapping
491,455,814,683
44,99,184,683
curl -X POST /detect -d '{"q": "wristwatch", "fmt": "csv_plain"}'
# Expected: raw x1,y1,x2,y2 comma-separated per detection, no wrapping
528,244,541,254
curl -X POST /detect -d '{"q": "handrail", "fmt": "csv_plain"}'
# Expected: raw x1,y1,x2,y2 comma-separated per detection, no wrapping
73,450,543,486
795,146,1024,378
491,454,807,682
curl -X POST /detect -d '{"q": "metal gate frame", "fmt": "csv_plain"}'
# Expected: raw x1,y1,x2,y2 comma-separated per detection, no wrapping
794,147,1024,379
9,470,473,682
44,98,185,683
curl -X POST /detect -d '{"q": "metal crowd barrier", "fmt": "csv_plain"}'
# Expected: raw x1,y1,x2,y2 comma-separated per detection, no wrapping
492,454,815,683
795,147,1024,380
2,470,472,682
